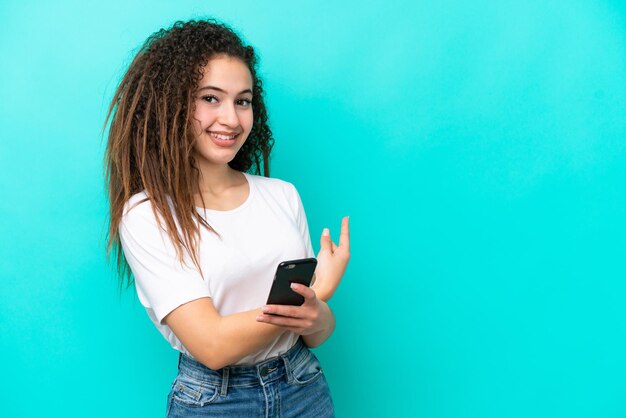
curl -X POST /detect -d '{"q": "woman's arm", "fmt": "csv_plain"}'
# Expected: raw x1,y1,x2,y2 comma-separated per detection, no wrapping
165,286,336,368
164,299,285,370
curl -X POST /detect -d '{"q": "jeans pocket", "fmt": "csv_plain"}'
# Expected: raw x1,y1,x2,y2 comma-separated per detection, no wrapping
171,373,218,407
290,349,324,386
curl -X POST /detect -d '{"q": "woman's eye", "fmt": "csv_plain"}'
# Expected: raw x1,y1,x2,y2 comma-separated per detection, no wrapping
237,98,252,107
202,95,218,103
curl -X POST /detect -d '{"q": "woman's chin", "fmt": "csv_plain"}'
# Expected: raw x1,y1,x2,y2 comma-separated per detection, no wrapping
193,151,242,168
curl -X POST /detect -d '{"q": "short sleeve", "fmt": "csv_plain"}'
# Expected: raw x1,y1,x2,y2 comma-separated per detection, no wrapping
287,183,315,258
119,199,211,324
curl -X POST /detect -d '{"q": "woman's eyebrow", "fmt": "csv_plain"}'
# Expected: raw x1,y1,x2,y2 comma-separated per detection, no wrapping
197,85,253,95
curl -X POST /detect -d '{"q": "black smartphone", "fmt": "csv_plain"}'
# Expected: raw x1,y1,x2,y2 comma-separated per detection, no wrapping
266,258,317,306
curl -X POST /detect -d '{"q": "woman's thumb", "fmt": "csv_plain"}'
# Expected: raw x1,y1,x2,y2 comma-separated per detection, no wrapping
320,228,331,251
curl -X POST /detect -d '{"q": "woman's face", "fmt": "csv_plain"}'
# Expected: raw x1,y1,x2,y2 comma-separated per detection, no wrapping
191,54,254,168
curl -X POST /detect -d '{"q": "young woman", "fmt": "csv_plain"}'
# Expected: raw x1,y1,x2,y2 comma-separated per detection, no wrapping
104,19,350,417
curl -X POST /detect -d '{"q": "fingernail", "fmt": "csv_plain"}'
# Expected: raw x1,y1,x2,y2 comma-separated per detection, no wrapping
290,282,298,289
256,315,263,321
323,228,329,236
261,306,269,313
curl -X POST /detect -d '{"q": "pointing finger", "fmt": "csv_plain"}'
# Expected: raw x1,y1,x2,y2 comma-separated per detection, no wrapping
338,216,350,249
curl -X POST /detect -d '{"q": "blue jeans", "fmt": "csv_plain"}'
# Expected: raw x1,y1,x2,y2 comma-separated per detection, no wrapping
166,338,335,417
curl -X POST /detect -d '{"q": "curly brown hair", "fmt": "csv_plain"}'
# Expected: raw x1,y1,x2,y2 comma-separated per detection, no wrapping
104,19,274,290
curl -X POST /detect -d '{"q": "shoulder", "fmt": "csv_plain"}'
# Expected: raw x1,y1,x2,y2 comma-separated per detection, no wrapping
119,191,164,234
122,191,152,219
245,173,307,220
245,173,299,198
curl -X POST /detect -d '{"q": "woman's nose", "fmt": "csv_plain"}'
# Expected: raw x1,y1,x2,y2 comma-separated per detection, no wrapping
218,102,239,127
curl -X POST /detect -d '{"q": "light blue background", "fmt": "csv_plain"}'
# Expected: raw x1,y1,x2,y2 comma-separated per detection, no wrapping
1,1,625,417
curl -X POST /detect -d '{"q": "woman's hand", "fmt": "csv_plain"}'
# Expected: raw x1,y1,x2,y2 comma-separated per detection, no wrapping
311,216,351,302
255,283,331,336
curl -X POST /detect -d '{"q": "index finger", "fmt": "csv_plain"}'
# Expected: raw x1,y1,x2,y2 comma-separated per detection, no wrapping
338,216,350,249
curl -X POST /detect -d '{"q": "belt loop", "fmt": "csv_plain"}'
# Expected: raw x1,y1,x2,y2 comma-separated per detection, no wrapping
220,367,229,396
281,352,294,384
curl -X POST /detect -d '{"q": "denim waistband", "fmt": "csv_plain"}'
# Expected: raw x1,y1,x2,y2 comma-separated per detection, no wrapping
177,337,309,389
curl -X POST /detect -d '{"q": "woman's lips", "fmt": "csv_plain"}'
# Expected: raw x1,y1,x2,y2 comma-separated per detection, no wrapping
208,131,239,147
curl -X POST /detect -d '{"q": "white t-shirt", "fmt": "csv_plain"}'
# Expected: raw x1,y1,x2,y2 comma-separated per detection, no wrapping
118,172,315,365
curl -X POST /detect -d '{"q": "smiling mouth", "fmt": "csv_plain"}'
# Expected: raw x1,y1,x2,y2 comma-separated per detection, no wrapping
209,131,239,140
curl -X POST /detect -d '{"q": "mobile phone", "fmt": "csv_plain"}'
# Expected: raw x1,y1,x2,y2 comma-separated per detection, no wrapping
266,258,317,306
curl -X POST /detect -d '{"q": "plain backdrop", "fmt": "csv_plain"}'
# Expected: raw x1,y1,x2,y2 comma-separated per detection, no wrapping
1,1,626,417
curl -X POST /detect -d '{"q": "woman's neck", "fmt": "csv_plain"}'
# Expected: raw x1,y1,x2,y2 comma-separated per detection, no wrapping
196,163,242,195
